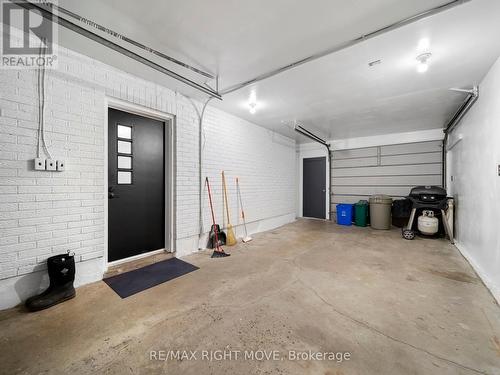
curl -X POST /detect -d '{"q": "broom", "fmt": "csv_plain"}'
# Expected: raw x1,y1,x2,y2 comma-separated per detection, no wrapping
222,171,237,246
206,177,230,258
236,177,252,242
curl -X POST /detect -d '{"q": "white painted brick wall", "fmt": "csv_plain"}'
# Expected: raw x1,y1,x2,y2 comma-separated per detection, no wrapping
0,40,296,300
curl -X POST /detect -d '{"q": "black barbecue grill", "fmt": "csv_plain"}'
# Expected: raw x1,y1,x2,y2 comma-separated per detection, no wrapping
408,185,448,208
402,186,454,243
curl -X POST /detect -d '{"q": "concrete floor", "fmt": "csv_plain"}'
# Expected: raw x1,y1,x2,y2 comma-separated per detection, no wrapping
1,219,500,374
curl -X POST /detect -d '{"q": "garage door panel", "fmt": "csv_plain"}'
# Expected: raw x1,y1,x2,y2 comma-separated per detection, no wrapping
332,186,413,196
381,152,442,165
381,141,442,155
333,147,378,159
332,163,442,177
333,157,378,168
332,175,442,186
329,140,443,216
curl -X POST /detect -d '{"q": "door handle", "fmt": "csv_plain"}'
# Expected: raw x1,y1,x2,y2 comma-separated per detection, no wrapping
108,186,118,199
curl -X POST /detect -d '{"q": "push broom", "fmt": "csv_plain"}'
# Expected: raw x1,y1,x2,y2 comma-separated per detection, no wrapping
206,177,230,258
236,177,252,243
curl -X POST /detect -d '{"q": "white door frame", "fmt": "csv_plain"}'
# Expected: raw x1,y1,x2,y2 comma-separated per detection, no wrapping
103,97,176,269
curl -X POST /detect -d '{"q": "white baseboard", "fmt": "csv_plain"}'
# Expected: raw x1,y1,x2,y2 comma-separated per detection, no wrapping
454,242,500,305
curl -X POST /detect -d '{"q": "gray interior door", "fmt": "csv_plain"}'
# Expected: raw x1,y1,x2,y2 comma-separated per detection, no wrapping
108,108,165,262
303,157,326,219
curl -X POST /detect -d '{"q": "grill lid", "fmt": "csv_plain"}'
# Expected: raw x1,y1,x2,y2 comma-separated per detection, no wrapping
409,186,447,202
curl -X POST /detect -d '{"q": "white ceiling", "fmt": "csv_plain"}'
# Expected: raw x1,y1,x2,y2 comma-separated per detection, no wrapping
58,0,500,141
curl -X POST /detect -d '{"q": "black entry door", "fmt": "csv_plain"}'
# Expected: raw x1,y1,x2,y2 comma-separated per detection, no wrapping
108,108,165,262
303,157,326,219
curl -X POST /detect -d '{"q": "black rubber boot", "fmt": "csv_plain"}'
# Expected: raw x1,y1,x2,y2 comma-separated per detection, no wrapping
25,253,76,312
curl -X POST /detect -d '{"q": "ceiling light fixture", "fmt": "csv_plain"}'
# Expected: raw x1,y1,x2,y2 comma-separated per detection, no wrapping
416,52,432,73
248,102,257,114
248,91,258,114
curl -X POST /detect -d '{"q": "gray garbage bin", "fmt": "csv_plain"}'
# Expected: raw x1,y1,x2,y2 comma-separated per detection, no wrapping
369,195,393,230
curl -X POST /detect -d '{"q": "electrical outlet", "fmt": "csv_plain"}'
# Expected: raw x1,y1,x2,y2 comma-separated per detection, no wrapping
46,159,57,171
34,158,46,171
56,160,65,171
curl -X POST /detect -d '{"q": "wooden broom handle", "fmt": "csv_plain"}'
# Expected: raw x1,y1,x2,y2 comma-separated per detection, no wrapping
222,171,231,223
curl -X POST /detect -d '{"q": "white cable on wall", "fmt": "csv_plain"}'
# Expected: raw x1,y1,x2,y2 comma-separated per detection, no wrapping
37,44,43,159
175,91,212,242
37,38,53,160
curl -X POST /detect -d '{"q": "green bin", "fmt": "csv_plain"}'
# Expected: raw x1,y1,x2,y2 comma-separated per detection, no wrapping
354,200,369,227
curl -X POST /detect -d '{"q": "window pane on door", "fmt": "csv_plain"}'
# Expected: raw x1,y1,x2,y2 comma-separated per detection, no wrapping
118,156,132,169
117,171,132,184
117,124,132,139
117,140,132,154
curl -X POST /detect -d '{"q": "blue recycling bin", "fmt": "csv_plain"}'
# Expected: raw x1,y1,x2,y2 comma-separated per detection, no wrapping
336,204,353,226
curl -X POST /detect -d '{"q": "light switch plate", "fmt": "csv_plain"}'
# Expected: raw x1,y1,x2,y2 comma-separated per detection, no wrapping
56,160,65,171
46,159,57,171
34,158,46,171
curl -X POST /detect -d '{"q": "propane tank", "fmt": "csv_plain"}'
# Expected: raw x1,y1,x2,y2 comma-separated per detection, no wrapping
418,210,439,235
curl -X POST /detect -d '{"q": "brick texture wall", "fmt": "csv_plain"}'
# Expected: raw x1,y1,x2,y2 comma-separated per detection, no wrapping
0,43,296,305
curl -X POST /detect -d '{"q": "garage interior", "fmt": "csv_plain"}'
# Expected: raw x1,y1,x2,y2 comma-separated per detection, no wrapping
1,0,500,374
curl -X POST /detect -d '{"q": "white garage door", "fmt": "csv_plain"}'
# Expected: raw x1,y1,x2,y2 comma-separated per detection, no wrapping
331,140,443,214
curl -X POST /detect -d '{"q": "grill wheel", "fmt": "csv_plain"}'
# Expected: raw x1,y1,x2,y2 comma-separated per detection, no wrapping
402,228,416,240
